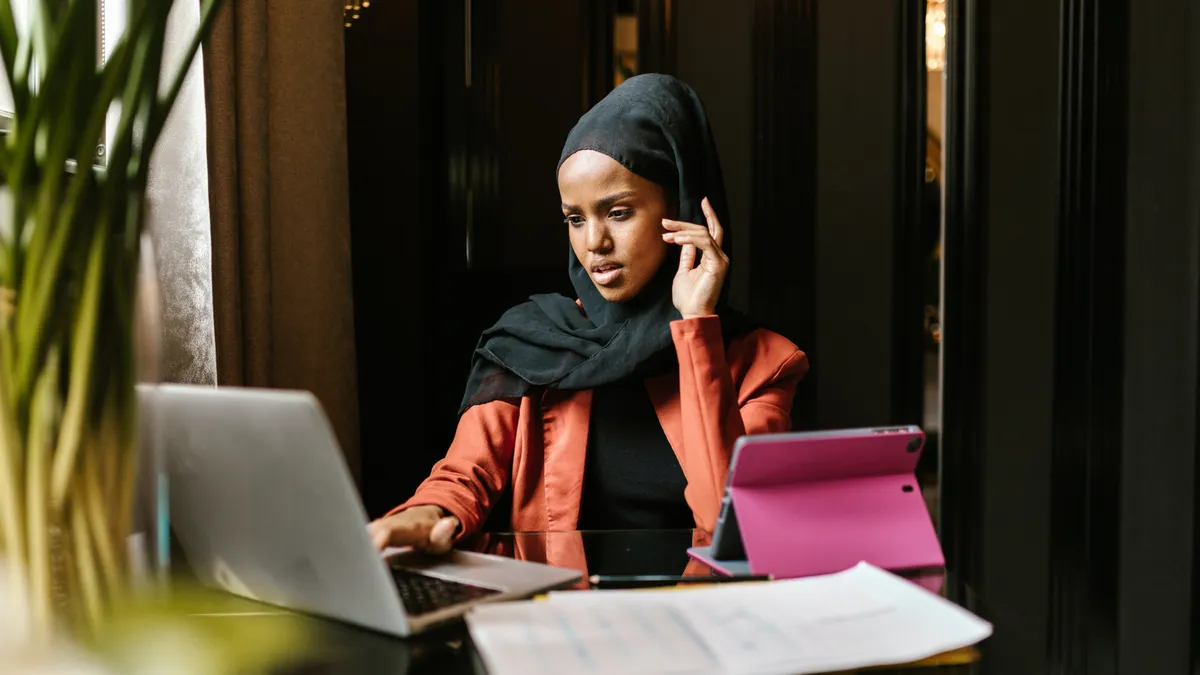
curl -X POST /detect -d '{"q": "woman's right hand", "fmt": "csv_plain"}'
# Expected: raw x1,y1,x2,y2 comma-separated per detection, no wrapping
367,505,461,555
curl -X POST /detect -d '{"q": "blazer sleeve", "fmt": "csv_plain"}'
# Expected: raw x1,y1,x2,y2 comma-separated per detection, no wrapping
671,316,808,528
387,399,520,538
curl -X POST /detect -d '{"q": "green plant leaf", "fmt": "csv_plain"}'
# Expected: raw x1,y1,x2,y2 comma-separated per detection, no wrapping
12,0,149,400
47,203,106,511
0,0,26,116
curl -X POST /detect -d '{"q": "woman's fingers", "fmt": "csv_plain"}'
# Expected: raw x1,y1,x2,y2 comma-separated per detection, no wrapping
700,197,724,248
664,212,727,274
368,522,391,550
367,517,428,550
664,230,725,261
661,219,709,233
422,517,460,555
366,508,459,553
677,241,698,273
663,214,724,253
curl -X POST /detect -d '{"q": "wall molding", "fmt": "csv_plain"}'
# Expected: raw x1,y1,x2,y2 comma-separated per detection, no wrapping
890,0,929,430
938,0,984,599
1048,0,1129,668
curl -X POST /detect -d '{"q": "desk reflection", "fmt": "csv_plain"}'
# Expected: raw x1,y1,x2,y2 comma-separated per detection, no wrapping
465,528,714,587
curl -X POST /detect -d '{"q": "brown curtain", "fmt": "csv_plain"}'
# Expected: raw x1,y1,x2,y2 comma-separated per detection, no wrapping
202,0,361,481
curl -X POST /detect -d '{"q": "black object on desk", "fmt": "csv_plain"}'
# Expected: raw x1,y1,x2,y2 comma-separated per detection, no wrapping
588,573,770,589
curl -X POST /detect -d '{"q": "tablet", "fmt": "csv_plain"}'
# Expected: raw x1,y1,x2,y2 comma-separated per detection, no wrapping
694,425,941,578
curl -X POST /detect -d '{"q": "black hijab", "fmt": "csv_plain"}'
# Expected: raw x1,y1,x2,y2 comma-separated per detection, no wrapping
459,74,755,413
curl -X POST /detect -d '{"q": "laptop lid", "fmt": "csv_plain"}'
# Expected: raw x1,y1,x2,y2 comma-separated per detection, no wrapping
155,384,410,636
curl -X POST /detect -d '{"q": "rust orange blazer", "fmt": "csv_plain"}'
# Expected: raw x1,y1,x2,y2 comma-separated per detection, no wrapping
391,315,808,537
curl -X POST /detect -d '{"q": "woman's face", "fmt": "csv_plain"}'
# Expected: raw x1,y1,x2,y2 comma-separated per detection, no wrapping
559,150,671,303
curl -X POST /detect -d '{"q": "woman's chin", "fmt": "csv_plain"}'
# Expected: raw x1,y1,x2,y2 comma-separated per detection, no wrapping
594,284,639,303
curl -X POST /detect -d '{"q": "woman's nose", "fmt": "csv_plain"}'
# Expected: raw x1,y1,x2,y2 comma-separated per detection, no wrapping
585,221,612,252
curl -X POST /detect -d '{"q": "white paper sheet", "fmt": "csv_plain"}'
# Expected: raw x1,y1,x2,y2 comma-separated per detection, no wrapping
467,600,721,675
466,562,992,675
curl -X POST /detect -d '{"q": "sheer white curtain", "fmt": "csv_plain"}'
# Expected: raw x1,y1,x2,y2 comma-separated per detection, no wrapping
103,0,217,384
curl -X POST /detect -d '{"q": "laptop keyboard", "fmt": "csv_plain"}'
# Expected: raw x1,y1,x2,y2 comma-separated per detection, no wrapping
389,566,502,616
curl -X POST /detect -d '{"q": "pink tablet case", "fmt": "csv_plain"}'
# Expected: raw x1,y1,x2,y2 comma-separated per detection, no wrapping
703,428,944,579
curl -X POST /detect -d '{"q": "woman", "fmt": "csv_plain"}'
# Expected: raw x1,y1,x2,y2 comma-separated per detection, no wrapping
369,74,808,554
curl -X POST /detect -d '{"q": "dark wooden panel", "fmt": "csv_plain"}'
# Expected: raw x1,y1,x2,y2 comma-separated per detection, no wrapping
582,0,616,108
1119,0,1198,670
636,0,675,75
938,0,983,611
1050,0,1128,670
750,0,817,430
812,0,901,429
890,0,928,430
973,0,1060,661
496,1,590,271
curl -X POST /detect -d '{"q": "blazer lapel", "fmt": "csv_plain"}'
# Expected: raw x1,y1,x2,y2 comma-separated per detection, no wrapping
541,389,592,531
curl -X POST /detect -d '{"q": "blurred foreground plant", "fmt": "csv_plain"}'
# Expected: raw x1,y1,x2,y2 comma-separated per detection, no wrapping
0,561,310,675
0,0,221,640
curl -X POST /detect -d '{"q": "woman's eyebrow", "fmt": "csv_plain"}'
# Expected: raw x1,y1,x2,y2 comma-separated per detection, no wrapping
595,191,637,210
561,190,638,214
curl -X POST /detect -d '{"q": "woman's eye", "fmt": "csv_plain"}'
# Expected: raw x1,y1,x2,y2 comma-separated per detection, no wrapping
609,208,632,221
564,215,585,227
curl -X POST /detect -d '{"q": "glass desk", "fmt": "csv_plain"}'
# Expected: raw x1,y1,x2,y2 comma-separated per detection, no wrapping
184,529,983,674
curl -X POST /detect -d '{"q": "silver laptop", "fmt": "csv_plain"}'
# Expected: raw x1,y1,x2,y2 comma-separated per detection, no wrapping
152,384,581,637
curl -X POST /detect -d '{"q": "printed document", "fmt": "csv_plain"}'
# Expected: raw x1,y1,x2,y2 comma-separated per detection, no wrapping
466,562,992,675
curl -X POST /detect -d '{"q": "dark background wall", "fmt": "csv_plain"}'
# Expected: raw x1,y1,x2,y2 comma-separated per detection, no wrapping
814,0,906,430
344,0,424,518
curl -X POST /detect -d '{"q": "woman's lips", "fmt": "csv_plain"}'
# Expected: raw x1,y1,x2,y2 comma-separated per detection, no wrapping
592,264,623,286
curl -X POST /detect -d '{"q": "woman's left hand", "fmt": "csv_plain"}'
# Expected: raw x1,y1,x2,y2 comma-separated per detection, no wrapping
665,197,729,320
